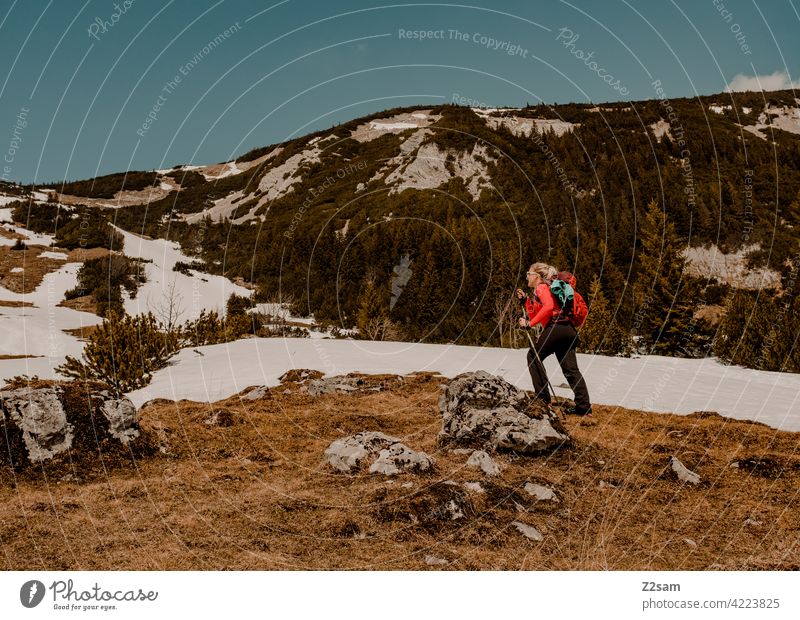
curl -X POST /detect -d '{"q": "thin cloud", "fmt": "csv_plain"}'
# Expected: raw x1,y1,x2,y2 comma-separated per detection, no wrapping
725,70,800,92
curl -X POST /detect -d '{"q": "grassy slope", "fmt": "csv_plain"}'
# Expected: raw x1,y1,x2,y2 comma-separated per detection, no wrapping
1,372,798,570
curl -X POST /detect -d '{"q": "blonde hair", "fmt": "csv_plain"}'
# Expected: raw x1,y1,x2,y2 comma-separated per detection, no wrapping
529,262,557,281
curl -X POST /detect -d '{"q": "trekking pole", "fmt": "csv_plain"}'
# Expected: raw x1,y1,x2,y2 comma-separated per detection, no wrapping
517,289,558,403
521,323,558,404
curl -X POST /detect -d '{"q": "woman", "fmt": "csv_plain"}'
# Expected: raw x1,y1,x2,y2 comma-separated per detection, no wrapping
516,263,592,416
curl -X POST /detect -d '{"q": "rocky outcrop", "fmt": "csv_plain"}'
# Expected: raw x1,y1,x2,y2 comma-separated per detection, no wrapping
466,450,501,476
438,371,569,454
1,387,72,463
276,370,400,396
670,456,701,485
0,380,153,474
324,431,434,475
524,482,559,502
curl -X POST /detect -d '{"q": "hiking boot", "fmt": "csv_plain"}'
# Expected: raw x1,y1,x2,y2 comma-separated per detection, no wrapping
565,405,593,417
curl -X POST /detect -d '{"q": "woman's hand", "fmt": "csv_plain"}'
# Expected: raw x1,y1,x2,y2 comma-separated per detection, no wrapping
516,288,526,300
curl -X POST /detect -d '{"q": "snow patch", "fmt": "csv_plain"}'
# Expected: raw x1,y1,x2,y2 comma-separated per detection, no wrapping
350,110,441,143
649,119,672,141
124,338,800,432
473,110,579,138
587,106,632,113
0,261,103,360
0,196,22,207
373,128,495,201
39,251,68,260
741,104,800,140
683,244,781,289
184,190,246,225
255,144,322,203
112,226,251,321
201,161,241,180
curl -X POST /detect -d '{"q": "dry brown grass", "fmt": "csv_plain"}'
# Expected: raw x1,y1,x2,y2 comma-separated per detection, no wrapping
1,373,798,571
0,226,26,241
61,323,102,340
0,300,33,308
59,296,99,317
67,247,110,263
0,245,68,293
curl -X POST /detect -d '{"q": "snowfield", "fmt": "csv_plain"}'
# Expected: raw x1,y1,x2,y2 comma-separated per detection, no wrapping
2,215,799,432
126,338,800,432
113,226,251,320
0,261,103,370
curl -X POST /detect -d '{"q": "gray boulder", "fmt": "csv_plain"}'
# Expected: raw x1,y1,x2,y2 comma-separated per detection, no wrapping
524,482,559,502
370,442,434,476
100,396,140,443
425,555,449,566
466,450,501,476
0,387,72,462
1,381,145,472
439,370,531,414
438,372,569,454
243,386,270,400
670,456,701,485
325,431,434,475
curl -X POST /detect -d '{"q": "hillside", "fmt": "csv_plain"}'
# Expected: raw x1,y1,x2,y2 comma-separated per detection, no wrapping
2,371,798,570
5,90,800,370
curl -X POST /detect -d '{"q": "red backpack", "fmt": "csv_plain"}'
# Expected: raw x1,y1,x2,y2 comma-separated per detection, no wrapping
558,271,589,328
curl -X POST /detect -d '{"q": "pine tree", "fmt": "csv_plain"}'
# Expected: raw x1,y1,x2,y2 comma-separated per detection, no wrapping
714,289,773,368
356,273,399,340
56,312,179,393
579,275,631,355
632,200,694,355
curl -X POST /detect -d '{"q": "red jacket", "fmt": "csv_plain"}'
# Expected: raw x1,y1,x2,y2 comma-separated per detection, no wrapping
524,283,558,327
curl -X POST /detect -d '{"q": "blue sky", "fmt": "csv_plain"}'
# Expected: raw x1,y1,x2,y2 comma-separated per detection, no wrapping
1,0,797,184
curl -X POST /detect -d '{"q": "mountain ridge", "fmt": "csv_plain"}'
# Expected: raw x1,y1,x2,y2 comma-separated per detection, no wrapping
4,88,800,366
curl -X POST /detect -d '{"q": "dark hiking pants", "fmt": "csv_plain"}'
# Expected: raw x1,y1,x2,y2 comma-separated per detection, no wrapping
526,322,591,410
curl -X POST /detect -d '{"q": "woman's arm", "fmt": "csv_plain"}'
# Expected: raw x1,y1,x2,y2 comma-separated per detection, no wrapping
528,283,554,327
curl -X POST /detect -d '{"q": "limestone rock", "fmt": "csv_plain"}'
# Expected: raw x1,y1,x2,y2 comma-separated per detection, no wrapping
670,456,700,485
306,376,364,396
369,442,435,475
204,408,234,427
524,482,558,502
511,520,543,541
325,431,433,475
438,372,568,454
439,370,531,414
244,386,270,400
0,387,72,462
100,397,140,443
425,555,449,566
466,450,501,476
1,381,148,473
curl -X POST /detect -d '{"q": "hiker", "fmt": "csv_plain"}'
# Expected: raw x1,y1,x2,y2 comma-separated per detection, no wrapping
516,263,592,416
